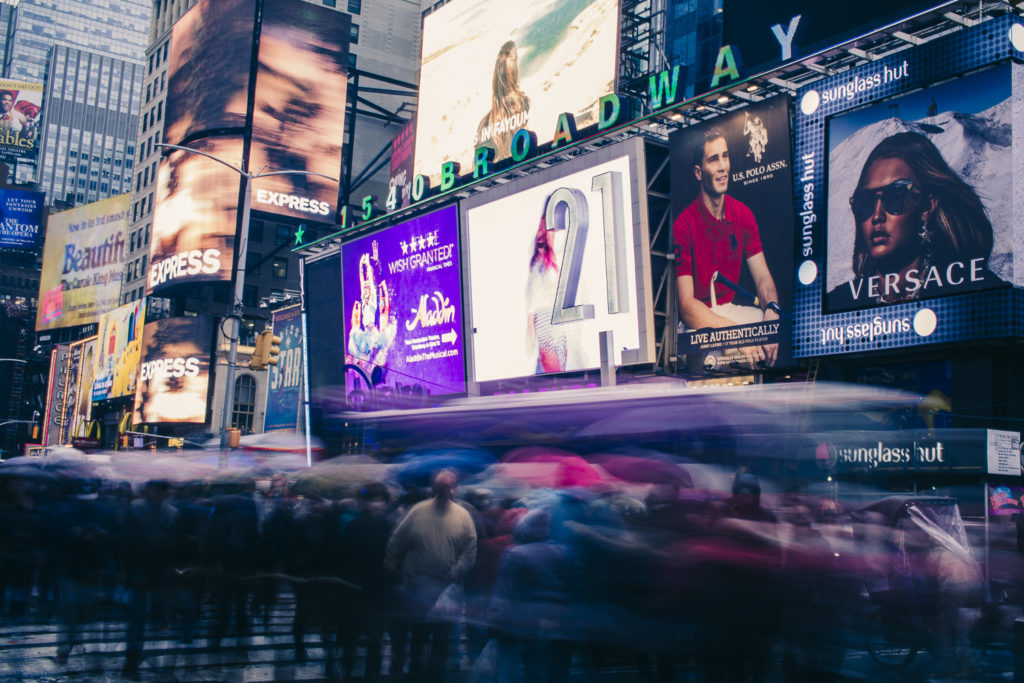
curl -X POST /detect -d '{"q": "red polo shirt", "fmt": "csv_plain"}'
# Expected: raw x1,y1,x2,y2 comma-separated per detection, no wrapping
673,194,763,306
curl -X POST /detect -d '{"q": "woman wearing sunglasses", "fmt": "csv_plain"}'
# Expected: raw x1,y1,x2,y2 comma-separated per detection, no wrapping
827,132,1003,309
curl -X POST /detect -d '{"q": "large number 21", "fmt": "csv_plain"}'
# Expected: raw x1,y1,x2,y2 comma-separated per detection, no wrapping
544,171,629,326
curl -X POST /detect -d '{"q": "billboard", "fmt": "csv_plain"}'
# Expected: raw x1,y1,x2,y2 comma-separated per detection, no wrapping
249,0,349,222
791,15,1023,357
669,97,794,370
342,205,466,396
164,0,254,146
722,2,948,75
264,303,302,431
414,0,619,184
147,136,241,294
0,79,42,163
461,138,653,384
92,300,146,402
824,64,1012,312
41,344,70,446
133,316,213,424
388,120,416,211
36,194,129,331
66,337,97,444
0,187,44,249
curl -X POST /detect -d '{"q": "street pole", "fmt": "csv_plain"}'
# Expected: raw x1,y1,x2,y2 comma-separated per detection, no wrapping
154,143,340,459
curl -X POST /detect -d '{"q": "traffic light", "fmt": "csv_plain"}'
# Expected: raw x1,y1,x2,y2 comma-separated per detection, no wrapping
249,329,282,370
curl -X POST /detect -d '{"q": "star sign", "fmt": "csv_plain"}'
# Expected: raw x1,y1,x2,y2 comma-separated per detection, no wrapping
294,224,306,245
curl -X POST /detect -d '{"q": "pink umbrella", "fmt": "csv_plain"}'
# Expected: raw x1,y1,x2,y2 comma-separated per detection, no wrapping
499,446,609,488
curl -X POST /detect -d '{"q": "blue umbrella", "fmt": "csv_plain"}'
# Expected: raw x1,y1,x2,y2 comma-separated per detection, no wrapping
394,446,495,488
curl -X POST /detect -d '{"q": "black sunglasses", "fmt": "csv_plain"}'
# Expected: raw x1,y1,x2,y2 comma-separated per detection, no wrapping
849,180,923,222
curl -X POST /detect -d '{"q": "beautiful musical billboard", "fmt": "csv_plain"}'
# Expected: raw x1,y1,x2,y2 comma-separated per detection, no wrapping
342,205,466,396
0,79,42,163
0,187,44,249
164,0,254,146
133,316,213,424
249,0,349,222
36,194,129,332
264,303,302,431
461,138,653,385
791,15,1023,356
92,300,146,402
147,136,241,294
414,0,619,185
669,97,794,370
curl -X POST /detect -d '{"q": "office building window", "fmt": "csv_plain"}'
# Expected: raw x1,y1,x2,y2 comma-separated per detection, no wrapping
232,375,256,432
272,258,288,279
349,0,361,13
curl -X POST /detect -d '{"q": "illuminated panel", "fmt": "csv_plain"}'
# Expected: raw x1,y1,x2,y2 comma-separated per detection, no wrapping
133,316,213,424
93,300,146,402
0,79,42,164
249,0,349,222
36,194,130,332
461,138,653,385
264,303,302,431
164,0,254,146
414,0,620,184
341,204,466,396
147,136,242,294
0,186,45,249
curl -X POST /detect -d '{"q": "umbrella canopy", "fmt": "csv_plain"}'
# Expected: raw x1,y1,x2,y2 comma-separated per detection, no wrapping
594,455,692,487
394,446,496,488
499,447,609,489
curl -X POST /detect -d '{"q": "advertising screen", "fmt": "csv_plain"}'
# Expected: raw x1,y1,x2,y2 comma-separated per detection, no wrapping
414,0,619,184
42,344,70,446
164,0,254,146
462,138,653,384
389,120,416,211
989,485,1024,516
0,187,44,249
824,64,1012,312
249,0,349,222
64,337,97,445
36,195,130,332
0,79,42,163
133,316,213,424
264,303,302,431
147,136,242,295
92,300,146,402
342,205,466,396
791,15,1023,357
669,97,794,370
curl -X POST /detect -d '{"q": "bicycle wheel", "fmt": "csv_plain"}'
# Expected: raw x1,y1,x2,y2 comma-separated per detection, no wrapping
864,609,918,669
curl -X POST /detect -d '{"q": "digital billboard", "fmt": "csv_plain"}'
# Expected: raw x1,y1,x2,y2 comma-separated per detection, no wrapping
342,205,466,396
164,0,254,146
264,303,302,431
147,136,242,295
66,337,97,444
791,15,1023,357
388,120,416,211
0,79,42,163
92,300,146,402
414,0,619,184
722,1,948,76
669,97,794,370
824,65,1012,311
249,0,349,222
36,194,129,331
461,138,653,385
0,187,44,249
133,316,213,424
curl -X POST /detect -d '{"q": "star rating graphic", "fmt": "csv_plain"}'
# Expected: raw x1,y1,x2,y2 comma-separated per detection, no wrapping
399,231,440,255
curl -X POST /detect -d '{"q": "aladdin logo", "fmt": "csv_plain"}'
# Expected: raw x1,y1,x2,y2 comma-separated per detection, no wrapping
255,189,330,216
406,291,456,331
148,249,221,288
140,356,201,381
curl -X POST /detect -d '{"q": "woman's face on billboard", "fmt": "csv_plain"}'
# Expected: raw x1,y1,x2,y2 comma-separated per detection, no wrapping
856,157,923,268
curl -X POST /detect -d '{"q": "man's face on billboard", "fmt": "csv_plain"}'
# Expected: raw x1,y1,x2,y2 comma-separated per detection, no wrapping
696,136,730,199
0,93,13,113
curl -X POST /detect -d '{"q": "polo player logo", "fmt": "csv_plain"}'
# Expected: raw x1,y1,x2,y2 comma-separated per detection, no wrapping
743,111,768,164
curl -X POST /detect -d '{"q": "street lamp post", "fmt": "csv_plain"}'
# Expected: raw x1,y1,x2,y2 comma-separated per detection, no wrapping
155,143,340,453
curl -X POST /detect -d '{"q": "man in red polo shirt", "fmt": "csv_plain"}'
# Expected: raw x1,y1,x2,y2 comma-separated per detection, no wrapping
674,128,780,366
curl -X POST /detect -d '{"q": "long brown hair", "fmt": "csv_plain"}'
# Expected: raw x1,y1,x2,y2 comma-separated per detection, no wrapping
483,41,530,155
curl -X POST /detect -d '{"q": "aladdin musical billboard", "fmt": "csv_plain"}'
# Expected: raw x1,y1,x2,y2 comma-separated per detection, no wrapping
461,138,654,385
791,15,1022,357
133,316,213,424
164,0,254,146
264,303,302,431
249,0,349,222
0,187,45,249
147,136,241,295
414,0,619,185
92,300,146,402
36,195,129,332
669,97,794,371
342,205,466,396
0,79,42,163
